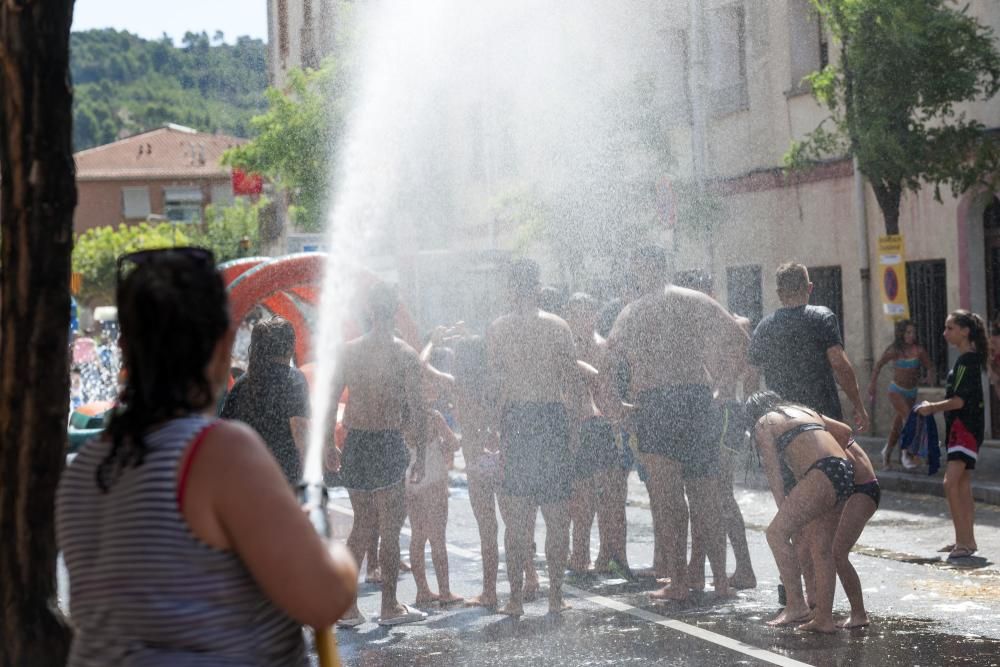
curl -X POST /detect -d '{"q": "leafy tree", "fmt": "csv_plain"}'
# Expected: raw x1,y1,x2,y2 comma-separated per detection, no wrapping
223,62,347,232
72,199,265,304
70,29,268,150
786,0,1000,235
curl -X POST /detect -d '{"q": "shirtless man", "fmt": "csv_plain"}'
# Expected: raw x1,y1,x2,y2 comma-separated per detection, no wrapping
487,259,585,616
565,292,631,576
605,246,748,601
333,283,427,626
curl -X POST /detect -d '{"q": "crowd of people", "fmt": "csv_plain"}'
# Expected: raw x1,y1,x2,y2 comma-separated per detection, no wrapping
54,246,994,664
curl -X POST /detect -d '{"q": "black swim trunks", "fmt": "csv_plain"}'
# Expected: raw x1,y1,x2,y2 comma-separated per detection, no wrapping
635,385,722,479
574,417,621,479
500,402,573,504
853,479,881,508
339,429,409,491
804,456,855,502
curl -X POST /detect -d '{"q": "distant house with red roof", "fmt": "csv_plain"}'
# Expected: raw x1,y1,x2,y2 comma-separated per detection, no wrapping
73,124,248,234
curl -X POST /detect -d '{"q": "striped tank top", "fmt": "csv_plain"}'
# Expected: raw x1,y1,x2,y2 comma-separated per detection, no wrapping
57,416,307,666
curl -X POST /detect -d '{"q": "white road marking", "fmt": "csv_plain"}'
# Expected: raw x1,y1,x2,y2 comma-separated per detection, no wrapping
328,502,812,667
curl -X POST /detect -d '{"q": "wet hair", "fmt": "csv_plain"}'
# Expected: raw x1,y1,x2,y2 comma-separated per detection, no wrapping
775,262,809,295
673,269,713,295
247,317,296,376
892,319,915,353
100,252,229,492
566,291,599,315
949,310,989,366
508,258,540,298
630,245,668,277
367,282,398,324
539,285,566,315
743,390,815,435
452,336,489,405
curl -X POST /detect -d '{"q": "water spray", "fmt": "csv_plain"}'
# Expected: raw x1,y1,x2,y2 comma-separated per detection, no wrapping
297,482,343,667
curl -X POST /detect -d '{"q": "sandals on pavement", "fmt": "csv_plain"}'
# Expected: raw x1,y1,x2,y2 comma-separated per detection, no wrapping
336,613,367,628
947,546,977,560
377,604,427,627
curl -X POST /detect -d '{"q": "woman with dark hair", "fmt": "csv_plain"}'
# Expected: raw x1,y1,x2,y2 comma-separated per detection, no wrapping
744,390,855,634
57,248,357,666
867,319,934,468
917,310,989,561
222,316,310,486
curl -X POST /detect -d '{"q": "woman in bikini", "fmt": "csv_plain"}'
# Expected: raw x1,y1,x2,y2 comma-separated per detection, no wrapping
867,319,934,468
745,391,855,634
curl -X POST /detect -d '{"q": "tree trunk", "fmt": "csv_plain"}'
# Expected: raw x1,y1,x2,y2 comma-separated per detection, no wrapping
0,1,77,665
871,180,902,236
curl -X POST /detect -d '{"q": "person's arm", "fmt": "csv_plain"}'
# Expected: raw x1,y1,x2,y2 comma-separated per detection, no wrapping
753,422,786,508
430,409,461,453
191,422,358,628
403,347,428,483
918,346,936,386
827,346,869,432
917,396,964,415
917,360,972,416
867,346,895,396
820,414,853,449
701,299,750,390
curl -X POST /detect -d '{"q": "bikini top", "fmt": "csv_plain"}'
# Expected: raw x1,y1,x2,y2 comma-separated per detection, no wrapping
775,422,826,455
895,357,921,369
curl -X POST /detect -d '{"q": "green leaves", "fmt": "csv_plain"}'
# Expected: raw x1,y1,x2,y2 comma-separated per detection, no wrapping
222,61,347,232
788,0,1000,234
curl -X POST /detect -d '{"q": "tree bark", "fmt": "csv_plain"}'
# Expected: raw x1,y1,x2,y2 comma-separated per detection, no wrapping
871,180,902,236
0,1,77,665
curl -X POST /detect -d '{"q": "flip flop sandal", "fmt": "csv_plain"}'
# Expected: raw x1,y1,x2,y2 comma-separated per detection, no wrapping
948,547,977,560
336,613,366,628
377,604,427,626
937,543,956,553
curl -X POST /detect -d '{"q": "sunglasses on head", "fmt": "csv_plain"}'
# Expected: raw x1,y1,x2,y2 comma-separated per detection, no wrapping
116,247,216,286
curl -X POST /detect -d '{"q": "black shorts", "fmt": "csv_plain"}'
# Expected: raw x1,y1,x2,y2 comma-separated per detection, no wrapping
501,402,573,504
635,385,721,480
574,417,622,479
340,429,409,491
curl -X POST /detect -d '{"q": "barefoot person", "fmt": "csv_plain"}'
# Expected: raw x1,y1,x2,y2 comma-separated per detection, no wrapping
565,292,631,576
745,391,855,634
917,310,988,562
450,334,540,610
333,283,428,627
605,246,748,601
835,434,879,629
487,259,585,616
867,319,934,468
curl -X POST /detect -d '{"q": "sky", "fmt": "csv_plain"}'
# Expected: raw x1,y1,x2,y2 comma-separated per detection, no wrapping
72,0,269,44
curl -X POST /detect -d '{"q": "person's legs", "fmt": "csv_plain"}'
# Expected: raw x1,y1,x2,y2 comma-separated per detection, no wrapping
799,509,841,634
944,460,977,551
466,473,500,608
345,490,377,620
428,482,462,604
569,476,596,572
365,532,381,583
882,391,911,466
643,454,689,600
765,473,835,626
407,490,435,605
833,495,877,628
593,467,630,571
540,499,572,613
374,482,409,619
498,494,533,616
795,534,815,610
687,475,730,597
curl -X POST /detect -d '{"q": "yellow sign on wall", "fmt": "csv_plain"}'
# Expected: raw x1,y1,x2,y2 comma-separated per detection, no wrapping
878,235,910,321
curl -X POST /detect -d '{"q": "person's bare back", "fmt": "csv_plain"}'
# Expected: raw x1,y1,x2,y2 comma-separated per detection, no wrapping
339,333,422,432
488,310,579,408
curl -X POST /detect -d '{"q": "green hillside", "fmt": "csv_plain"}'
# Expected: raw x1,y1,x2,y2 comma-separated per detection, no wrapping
71,29,268,150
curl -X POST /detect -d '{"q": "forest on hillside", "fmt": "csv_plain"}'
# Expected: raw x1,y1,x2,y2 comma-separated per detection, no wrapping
71,29,268,150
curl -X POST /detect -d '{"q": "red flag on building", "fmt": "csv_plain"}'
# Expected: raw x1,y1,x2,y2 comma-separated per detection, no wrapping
231,168,263,196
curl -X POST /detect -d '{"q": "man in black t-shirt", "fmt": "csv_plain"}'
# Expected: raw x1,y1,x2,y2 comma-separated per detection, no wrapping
749,262,869,431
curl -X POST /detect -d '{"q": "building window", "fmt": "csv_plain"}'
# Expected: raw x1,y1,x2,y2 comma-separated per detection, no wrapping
163,186,203,223
708,1,748,115
906,259,947,384
727,264,763,326
787,0,826,94
807,265,844,338
121,186,151,220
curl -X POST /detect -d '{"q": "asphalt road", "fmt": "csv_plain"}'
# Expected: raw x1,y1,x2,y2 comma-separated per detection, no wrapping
323,474,1000,667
